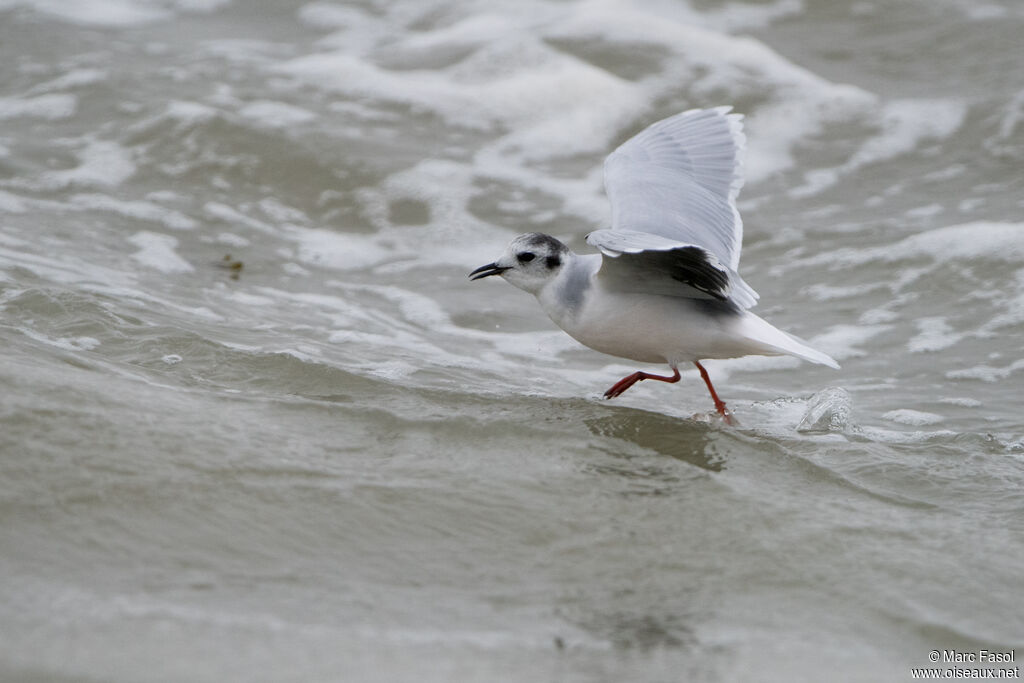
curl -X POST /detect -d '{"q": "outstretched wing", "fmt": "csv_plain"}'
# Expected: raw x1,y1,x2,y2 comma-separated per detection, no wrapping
595,107,757,308
586,229,758,307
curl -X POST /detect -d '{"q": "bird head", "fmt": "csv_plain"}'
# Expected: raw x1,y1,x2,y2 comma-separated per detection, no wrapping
469,233,569,295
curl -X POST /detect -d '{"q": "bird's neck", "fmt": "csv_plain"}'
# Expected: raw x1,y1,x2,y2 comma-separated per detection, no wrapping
537,252,600,327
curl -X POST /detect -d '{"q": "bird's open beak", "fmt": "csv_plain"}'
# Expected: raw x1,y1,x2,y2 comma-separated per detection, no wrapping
469,262,509,280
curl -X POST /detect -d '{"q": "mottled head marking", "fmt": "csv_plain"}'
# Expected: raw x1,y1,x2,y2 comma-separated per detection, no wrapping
469,232,572,296
524,233,569,254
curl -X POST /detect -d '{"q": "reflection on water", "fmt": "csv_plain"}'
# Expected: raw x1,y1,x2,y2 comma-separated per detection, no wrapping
560,606,694,651
586,410,724,473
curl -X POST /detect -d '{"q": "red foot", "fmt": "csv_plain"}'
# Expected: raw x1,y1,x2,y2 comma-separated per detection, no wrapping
602,363,735,425
603,367,681,399
695,361,734,425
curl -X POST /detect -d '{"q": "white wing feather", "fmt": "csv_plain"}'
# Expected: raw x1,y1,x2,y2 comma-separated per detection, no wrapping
596,107,757,308
604,106,746,268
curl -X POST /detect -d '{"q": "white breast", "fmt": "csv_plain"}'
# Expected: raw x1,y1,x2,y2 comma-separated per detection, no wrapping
539,272,741,365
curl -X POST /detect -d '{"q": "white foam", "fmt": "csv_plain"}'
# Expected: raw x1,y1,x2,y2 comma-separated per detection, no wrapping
946,359,1024,383
9,0,171,26
0,190,28,213
790,99,967,197
204,202,277,235
339,283,453,330
122,100,219,143
958,197,985,213
0,242,135,290
858,308,899,325
907,317,964,353
922,164,966,183
275,41,630,136
299,2,388,53
3,0,230,26
164,100,220,124
227,291,276,307
810,323,891,361
70,193,197,230
700,0,805,31
905,204,944,219
701,354,801,382
252,288,380,330
346,159,514,269
882,409,944,426
792,222,1024,273
0,93,77,121
939,397,982,408
215,233,251,248
258,198,308,224
746,92,873,186
298,2,371,29
796,386,853,433
196,39,294,68
843,98,965,166
980,268,1024,334
293,228,395,271
26,68,108,95
855,426,960,444
547,1,874,181
364,359,419,380
802,282,888,302
264,1,951,303
146,190,185,202
276,0,880,213
39,139,136,189
238,101,317,128
325,328,450,361
488,330,581,360
273,347,321,364
16,327,101,351
986,89,1024,158
883,222,1024,263
129,232,194,274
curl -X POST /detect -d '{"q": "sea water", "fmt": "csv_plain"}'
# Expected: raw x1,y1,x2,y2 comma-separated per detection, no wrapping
1,1,1023,681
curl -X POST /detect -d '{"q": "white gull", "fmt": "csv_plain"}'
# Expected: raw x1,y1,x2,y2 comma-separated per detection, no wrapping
470,107,838,423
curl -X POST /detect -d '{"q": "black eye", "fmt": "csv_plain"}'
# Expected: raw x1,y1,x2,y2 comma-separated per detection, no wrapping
517,252,535,263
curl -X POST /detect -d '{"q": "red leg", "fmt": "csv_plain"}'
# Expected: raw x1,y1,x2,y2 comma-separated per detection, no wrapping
604,366,681,399
694,361,733,424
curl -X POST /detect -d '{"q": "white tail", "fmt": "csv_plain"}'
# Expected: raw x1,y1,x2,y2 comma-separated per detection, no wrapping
736,313,840,369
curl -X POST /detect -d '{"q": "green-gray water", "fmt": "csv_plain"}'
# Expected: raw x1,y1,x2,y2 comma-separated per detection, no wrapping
2,1,1023,680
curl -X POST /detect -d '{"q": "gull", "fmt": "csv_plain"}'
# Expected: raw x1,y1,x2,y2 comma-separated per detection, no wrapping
469,107,838,423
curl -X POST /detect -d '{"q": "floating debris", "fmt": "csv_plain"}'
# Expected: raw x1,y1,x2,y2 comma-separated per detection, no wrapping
217,254,244,280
